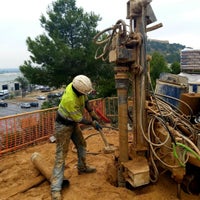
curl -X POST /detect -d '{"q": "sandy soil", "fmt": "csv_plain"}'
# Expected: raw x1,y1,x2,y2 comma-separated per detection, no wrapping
0,127,199,200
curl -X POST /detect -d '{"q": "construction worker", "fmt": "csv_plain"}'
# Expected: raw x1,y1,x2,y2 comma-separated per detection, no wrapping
51,75,101,200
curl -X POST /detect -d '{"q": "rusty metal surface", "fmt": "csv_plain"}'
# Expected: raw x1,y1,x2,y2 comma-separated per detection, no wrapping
179,93,200,116
93,0,200,195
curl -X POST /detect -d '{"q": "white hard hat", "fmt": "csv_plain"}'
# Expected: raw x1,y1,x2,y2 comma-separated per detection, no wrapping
72,75,93,95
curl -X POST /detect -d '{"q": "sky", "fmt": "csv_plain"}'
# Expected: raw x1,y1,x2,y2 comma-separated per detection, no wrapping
0,0,200,69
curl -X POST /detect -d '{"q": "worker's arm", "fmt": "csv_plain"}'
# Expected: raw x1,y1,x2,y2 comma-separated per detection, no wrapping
85,100,100,121
79,118,92,125
79,118,102,130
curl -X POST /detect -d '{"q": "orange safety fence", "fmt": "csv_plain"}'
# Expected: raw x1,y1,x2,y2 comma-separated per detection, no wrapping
0,98,117,157
0,108,57,157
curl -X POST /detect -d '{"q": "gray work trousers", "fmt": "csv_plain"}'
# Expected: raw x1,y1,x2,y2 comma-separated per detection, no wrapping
51,122,86,192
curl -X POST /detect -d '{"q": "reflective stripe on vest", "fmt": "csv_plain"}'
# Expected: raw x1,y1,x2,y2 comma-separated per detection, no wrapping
58,83,86,122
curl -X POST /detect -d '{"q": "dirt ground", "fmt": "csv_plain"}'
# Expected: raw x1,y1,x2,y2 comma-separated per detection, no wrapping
0,90,200,200
0,126,200,200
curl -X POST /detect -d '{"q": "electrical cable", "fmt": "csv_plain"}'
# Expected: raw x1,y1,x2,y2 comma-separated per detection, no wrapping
71,126,118,155
93,19,200,184
93,20,128,61
147,71,177,145
154,92,194,118
143,69,200,180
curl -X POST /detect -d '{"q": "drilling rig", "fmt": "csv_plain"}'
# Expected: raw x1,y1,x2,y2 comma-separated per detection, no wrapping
94,0,200,198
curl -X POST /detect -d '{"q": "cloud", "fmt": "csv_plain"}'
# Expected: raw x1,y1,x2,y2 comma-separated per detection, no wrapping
1,0,200,68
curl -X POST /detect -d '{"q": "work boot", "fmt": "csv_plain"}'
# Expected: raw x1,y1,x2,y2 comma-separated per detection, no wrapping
51,191,62,200
78,165,96,175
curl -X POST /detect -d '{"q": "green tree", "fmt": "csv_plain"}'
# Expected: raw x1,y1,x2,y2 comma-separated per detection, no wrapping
19,0,104,89
170,61,181,74
150,51,170,88
147,40,184,63
95,63,116,98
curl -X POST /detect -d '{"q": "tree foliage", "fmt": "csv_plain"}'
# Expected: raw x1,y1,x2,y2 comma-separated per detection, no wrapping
170,61,181,74
147,40,184,63
149,51,170,88
19,0,183,99
94,63,115,98
19,0,114,93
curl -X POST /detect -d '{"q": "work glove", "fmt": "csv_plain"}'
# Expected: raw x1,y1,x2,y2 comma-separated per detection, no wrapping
92,120,102,131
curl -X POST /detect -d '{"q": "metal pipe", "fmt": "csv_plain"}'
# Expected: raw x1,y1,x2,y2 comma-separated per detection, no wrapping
131,3,148,150
115,66,129,187
114,66,129,162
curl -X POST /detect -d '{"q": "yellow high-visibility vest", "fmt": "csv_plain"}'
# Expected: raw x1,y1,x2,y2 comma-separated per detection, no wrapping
58,83,87,122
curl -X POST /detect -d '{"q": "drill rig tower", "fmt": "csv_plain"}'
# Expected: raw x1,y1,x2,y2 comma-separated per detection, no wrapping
94,0,200,197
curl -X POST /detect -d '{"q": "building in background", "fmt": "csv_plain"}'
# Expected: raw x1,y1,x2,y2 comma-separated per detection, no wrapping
180,48,200,93
0,70,21,99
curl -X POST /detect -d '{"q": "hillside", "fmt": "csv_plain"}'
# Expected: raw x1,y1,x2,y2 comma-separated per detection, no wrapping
0,40,186,74
147,39,186,63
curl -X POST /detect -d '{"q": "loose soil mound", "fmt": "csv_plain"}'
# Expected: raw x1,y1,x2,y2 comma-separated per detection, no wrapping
0,128,199,200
